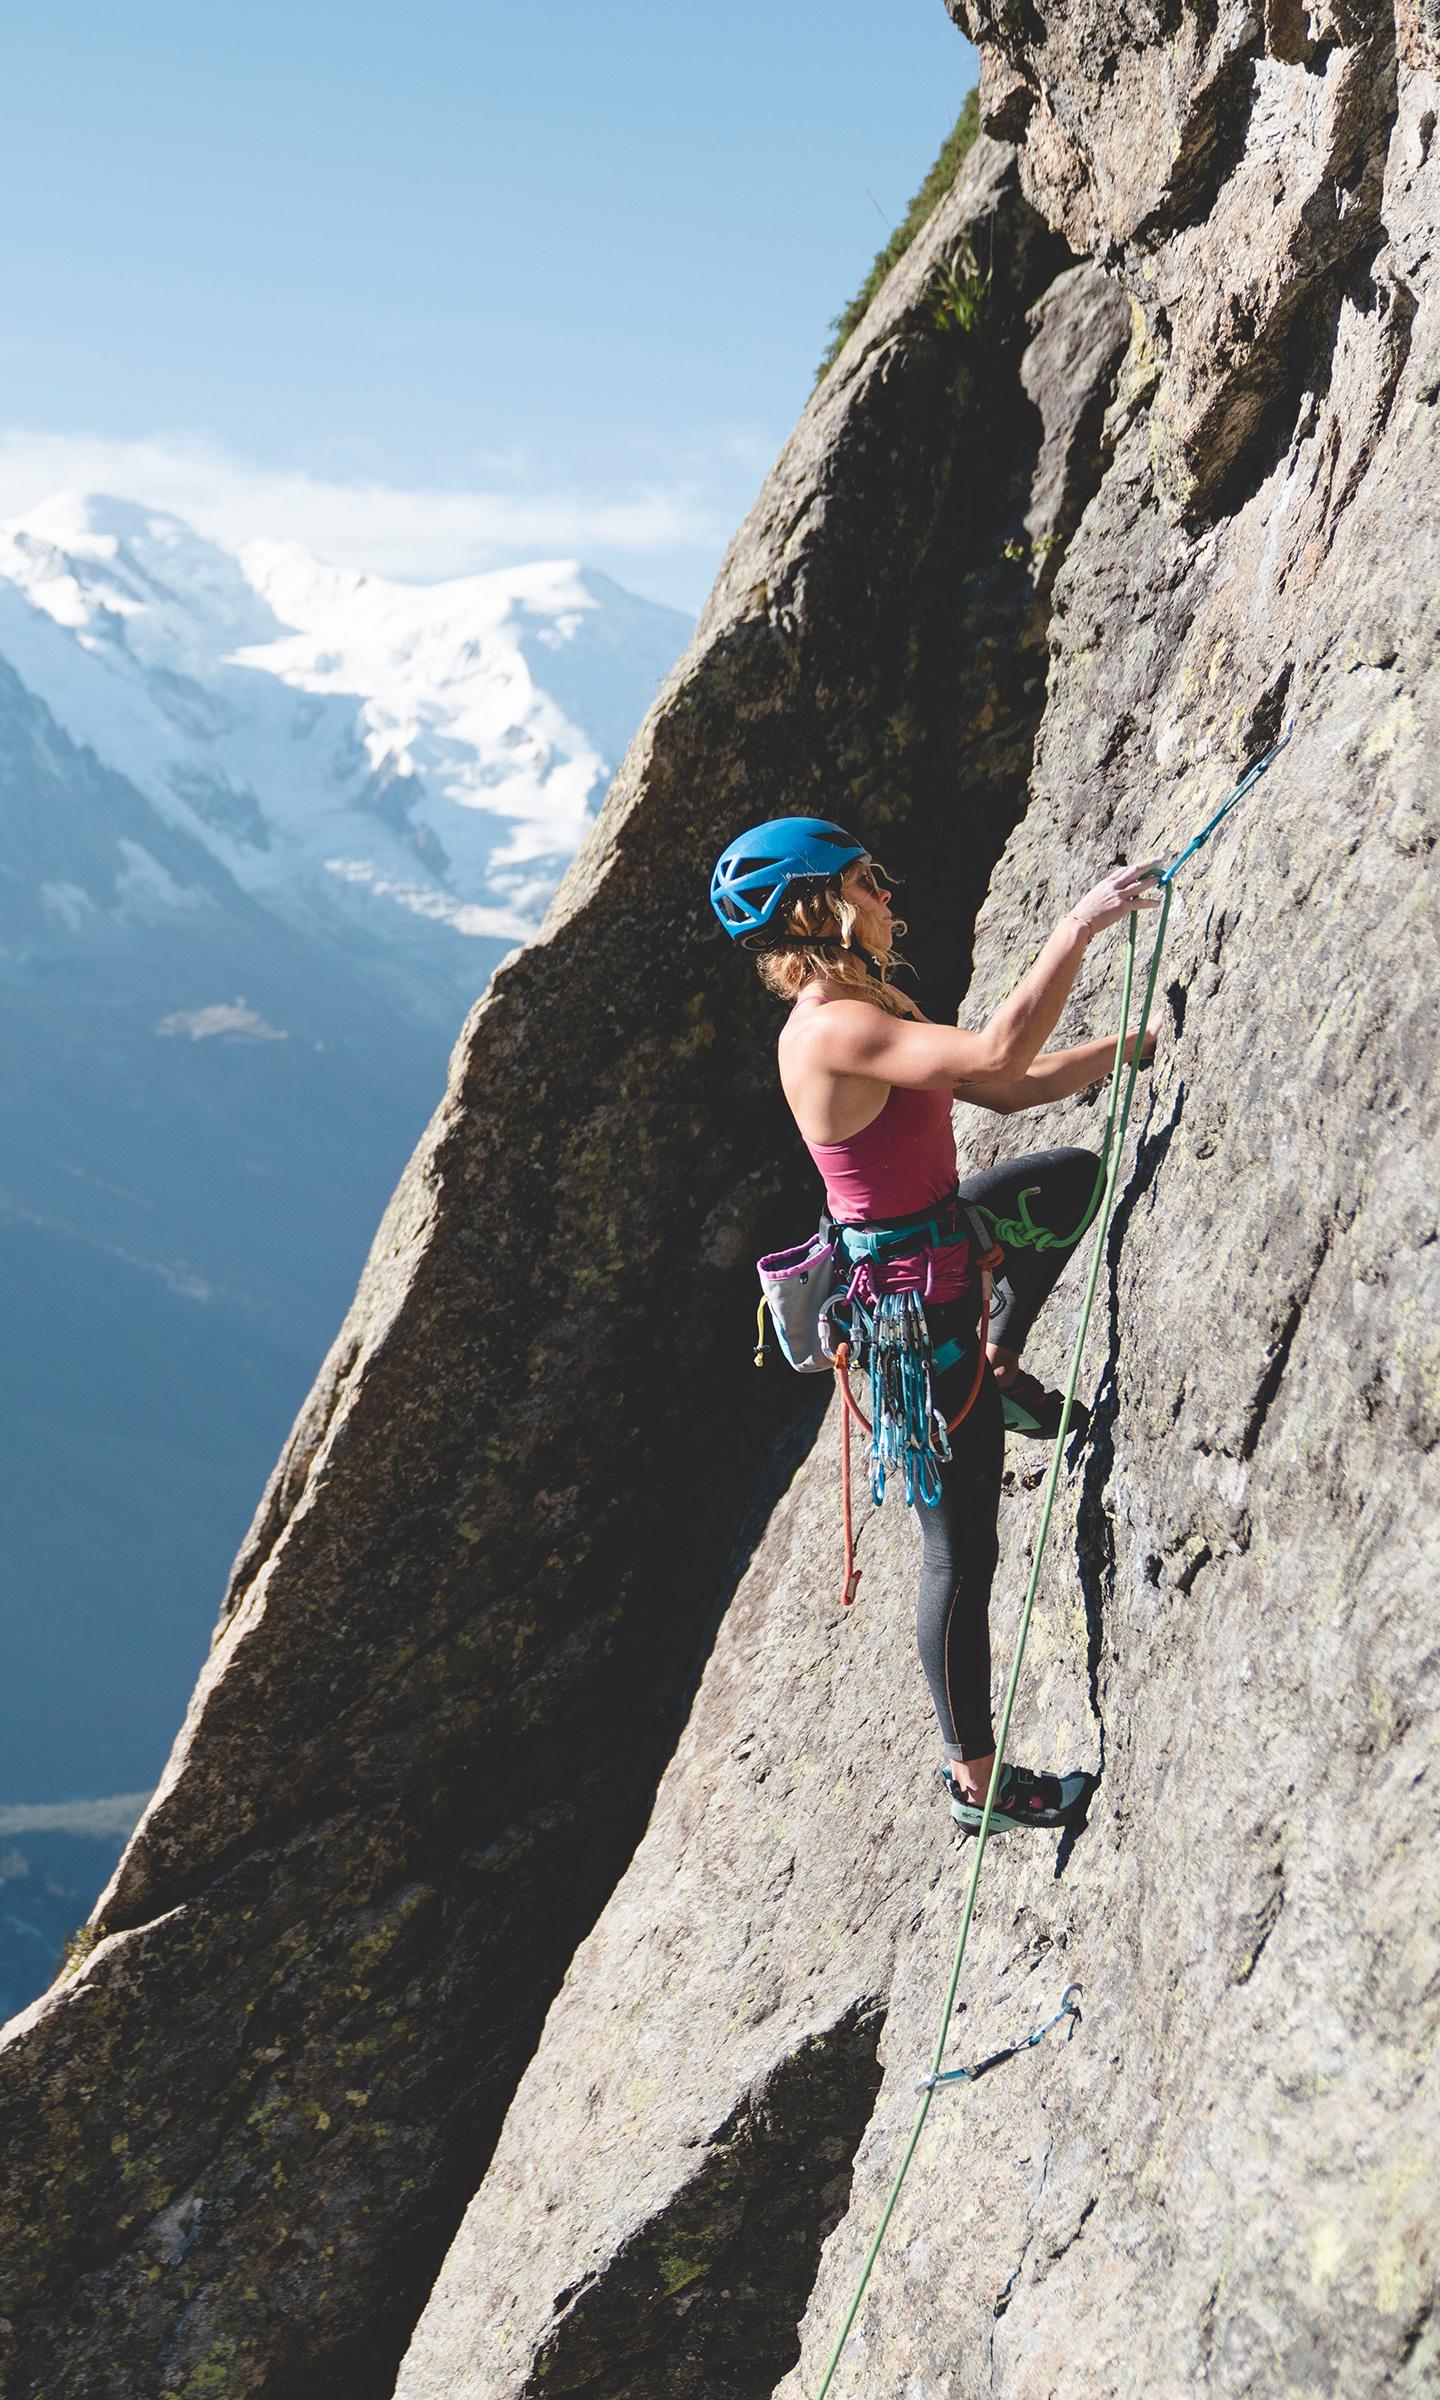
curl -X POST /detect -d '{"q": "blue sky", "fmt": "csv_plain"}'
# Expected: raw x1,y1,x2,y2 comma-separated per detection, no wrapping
0,2,976,609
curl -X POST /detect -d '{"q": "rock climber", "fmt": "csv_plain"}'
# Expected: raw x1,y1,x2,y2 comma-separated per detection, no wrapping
711,818,1161,1837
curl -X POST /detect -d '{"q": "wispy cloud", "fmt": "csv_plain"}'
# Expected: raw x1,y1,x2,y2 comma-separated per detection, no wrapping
154,1001,289,1043
0,428,730,583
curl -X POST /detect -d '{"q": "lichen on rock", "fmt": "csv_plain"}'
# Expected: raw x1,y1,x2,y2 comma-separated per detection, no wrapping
0,128,1102,2400
402,14,1440,2400
3,11,1439,2399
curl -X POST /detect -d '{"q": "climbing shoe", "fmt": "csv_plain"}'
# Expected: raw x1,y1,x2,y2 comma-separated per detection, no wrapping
999,1371,1089,1443
941,1761,1091,1836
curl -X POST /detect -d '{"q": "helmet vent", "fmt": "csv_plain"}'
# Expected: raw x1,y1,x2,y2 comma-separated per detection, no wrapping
708,817,866,940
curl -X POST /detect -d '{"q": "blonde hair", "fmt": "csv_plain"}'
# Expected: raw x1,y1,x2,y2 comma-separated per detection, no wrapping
753,869,914,1018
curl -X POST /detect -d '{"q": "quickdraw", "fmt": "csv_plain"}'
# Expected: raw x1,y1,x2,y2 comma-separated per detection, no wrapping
830,1223,1002,1605
812,714,1298,2400
978,716,1296,1263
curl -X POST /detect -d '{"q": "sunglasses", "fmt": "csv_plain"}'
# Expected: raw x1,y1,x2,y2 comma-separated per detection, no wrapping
845,863,891,903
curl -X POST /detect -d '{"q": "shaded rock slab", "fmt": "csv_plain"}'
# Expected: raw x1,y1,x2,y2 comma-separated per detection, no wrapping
954,0,1405,516
391,230,1140,2400
400,34,1440,2400
394,1397,953,2400
0,139,1085,2400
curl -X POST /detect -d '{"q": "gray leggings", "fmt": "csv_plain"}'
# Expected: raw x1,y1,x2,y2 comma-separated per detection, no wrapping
914,1148,1099,1763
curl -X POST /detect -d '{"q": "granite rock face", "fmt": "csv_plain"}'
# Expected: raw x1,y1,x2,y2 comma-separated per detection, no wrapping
951,0,1418,521
398,13,1440,2400
5,12,1438,2397
0,139,1099,2400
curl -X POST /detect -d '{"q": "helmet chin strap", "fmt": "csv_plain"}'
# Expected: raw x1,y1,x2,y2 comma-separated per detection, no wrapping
750,933,887,981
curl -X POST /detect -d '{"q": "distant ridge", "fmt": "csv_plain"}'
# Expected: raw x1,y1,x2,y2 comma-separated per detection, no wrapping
0,490,691,996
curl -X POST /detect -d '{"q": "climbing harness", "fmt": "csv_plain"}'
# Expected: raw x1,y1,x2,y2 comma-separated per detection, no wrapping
827,1204,1002,1601
824,1202,998,1510
757,1196,1004,1596
811,720,1296,2400
828,1219,999,1605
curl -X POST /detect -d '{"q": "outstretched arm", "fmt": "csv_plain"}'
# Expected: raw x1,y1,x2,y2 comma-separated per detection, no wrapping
966,1028,1157,1115
801,862,1163,1091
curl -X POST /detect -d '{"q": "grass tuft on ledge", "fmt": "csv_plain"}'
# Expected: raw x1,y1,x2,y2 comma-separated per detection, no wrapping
816,88,981,381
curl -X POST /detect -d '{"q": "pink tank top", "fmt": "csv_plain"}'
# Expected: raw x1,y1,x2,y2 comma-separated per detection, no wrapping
802,1083,957,1223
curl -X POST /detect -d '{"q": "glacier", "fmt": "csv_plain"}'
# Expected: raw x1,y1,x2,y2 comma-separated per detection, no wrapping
0,490,689,991
0,496,691,1993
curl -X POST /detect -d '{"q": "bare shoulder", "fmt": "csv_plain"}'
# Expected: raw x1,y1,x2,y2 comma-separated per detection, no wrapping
780,994,879,1055
785,996,932,1076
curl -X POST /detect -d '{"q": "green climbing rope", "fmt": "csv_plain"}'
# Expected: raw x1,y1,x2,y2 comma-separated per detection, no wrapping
812,720,1293,2398
975,716,1292,1261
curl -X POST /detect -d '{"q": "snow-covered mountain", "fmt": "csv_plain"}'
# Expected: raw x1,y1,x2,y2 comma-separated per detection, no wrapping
0,497,691,1941
0,492,690,1011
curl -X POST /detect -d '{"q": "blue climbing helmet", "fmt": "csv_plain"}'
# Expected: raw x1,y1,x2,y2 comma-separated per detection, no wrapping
709,817,868,941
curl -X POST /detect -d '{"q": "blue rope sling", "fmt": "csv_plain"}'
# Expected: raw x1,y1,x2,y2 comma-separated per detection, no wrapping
977,721,1293,1259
